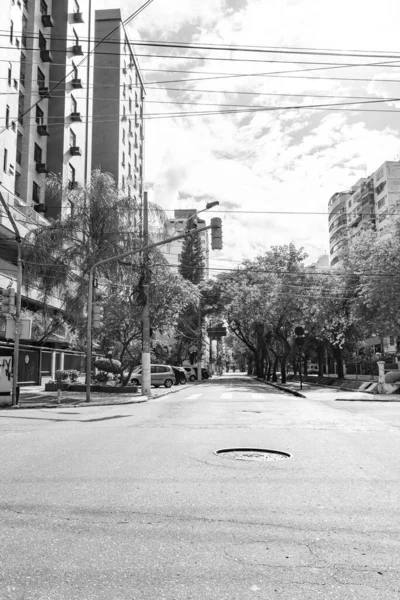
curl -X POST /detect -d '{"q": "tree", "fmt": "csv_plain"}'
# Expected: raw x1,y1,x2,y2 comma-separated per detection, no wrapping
99,262,198,384
178,227,205,284
22,170,168,343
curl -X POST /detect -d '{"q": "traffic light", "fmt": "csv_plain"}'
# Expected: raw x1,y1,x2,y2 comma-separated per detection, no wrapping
211,217,222,250
2,288,16,315
92,301,104,330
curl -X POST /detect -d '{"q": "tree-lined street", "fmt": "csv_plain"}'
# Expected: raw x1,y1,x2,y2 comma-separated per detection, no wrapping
1,375,399,599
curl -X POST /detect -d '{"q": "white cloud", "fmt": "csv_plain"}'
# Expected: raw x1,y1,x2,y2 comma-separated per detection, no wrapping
113,0,400,266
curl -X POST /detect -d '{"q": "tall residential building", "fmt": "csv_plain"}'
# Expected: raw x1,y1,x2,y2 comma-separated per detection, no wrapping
91,9,145,201
328,160,400,268
162,209,210,278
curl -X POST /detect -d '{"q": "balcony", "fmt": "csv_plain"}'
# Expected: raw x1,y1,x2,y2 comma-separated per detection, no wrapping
121,115,127,122
70,112,82,122
72,45,83,56
122,68,127,75
41,14,54,27
40,49,52,63
33,203,47,214
37,124,49,136
69,146,82,156
35,162,48,174
73,12,84,23
38,86,50,98
68,181,78,190
71,78,83,89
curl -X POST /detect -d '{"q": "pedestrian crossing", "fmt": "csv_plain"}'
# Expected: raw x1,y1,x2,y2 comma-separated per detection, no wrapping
182,392,269,400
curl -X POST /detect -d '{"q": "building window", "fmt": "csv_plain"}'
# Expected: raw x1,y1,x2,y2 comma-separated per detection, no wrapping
134,153,137,168
73,28,79,46
71,95,77,113
40,0,48,14
20,53,26,87
128,142,131,157
39,31,47,51
69,129,76,147
32,181,40,203
128,164,131,178
3,149,8,172
377,196,386,210
129,98,132,113
16,133,22,165
135,91,138,107
68,163,75,184
36,105,44,125
122,151,125,166
22,15,27,47
34,143,42,164
72,62,78,80
8,63,12,86
5,105,10,129
10,20,13,44
37,67,46,88
18,92,24,124
134,133,138,147
122,129,125,144
122,175,125,189
376,168,384,181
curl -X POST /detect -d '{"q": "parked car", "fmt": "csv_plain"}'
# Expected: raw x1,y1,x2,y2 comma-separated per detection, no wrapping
130,364,175,388
183,366,197,382
183,366,211,381
172,366,187,385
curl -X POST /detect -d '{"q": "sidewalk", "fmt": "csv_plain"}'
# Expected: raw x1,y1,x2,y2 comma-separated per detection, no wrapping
259,378,400,402
1,382,201,410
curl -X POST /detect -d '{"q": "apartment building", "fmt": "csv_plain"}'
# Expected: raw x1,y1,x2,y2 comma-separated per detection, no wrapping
328,160,400,268
162,209,210,278
91,9,145,201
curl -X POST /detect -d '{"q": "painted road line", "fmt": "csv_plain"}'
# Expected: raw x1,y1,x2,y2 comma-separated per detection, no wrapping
221,393,233,399
185,394,203,400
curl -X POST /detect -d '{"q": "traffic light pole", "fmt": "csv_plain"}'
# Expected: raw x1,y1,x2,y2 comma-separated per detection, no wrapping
141,192,151,397
85,224,216,402
197,299,202,381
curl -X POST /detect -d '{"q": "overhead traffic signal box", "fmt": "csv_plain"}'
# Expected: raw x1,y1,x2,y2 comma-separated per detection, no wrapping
2,288,16,315
211,217,222,250
92,302,104,330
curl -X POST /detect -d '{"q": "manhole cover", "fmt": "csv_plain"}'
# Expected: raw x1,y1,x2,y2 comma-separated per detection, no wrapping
214,448,291,462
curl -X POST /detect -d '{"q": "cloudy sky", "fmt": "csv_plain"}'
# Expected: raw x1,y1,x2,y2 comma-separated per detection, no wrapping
97,0,400,270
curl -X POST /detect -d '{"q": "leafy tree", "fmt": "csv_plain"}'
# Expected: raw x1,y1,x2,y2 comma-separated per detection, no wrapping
22,170,168,344
178,226,206,284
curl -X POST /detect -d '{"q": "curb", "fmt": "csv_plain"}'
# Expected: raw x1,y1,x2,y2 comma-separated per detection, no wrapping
256,377,306,398
1,398,149,410
286,379,376,395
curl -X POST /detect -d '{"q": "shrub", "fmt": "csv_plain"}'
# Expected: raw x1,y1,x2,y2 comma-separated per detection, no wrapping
94,358,122,374
55,369,80,382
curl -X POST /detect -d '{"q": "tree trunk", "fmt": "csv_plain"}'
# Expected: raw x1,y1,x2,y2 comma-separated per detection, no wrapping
334,347,345,379
272,357,279,382
281,358,287,384
317,344,324,377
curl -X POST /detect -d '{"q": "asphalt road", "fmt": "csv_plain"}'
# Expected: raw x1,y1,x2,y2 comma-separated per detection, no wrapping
1,374,400,600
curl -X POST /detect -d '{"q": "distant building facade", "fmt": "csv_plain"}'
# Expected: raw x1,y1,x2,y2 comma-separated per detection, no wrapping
162,209,210,278
328,161,400,269
91,9,145,201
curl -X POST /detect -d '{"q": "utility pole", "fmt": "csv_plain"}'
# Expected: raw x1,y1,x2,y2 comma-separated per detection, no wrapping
197,299,202,381
0,192,22,406
141,191,151,396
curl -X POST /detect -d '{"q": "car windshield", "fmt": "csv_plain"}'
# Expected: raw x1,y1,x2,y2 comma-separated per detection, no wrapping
132,365,141,373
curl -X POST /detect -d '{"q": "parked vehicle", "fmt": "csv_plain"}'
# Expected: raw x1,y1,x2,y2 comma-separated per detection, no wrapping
183,366,197,381
130,364,175,388
172,366,187,385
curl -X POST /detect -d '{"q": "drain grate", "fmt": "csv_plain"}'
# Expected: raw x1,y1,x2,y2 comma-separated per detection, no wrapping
214,448,291,462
